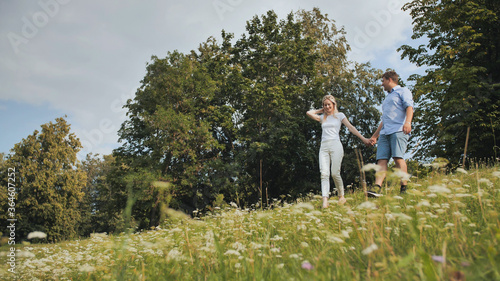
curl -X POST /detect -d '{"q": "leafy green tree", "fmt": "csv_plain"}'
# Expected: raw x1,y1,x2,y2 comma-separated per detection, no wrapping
116,50,230,219
228,10,321,203
79,153,117,235
225,9,384,202
1,117,86,242
114,8,385,224
399,0,500,163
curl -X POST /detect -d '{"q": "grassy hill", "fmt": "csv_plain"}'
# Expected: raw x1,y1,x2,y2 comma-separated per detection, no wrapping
1,164,499,280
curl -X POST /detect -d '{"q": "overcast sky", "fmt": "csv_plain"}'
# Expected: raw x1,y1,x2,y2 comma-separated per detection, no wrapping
0,0,425,159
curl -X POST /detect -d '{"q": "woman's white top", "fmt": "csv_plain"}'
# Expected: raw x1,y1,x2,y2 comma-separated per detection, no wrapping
321,113,346,142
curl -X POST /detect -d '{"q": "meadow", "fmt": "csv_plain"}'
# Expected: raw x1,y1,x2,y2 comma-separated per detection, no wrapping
1,164,499,280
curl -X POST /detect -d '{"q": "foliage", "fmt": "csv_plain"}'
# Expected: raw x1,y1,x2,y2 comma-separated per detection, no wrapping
79,153,117,235
399,0,500,164
0,117,86,242
113,8,384,225
4,164,500,280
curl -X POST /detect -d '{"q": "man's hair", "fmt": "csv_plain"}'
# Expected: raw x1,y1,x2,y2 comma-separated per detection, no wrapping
382,70,399,83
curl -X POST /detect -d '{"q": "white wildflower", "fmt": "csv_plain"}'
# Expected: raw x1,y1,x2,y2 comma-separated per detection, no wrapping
167,249,184,261
452,201,466,207
478,178,493,187
445,223,455,228
393,169,411,181
300,242,309,248
427,212,438,218
232,242,246,252
456,168,468,174
297,224,307,231
346,210,357,217
428,185,451,193
326,235,344,244
385,213,395,221
289,254,300,259
393,213,413,221
256,212,271,219
361,163,381,172
362,243,378,255
16,251,35,258
224,249,241,256
294,202,315,210
393,195,404,200
270,235,284,241
250,242,265,249
427,193,437,198
357,201,377,210
276,263,285,269
417,200,431,207
27,231,47,240
78,264,95,272
170,227,183,233
341,230,350,238
492,171,500,178
270,247,281,253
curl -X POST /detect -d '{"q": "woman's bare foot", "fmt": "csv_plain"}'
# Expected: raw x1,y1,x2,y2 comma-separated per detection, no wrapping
322,196,329,208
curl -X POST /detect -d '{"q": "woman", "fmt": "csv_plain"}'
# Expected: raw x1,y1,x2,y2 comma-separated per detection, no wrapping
307,95,370,208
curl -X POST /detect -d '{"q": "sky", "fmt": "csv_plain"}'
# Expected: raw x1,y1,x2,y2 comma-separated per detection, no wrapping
0,0,426,159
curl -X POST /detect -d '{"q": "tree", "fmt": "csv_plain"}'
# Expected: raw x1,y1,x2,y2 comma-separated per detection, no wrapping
115,50,230,220
1,117,86,242
229,10,321,203
79,153,117,235
114,8,384,224
399,0,500,164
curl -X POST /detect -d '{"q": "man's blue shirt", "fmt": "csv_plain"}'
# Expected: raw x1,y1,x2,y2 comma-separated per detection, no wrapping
380,85,414,135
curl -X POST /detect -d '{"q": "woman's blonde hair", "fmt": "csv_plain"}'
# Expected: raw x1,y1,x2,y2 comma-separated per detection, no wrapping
322,95,339,122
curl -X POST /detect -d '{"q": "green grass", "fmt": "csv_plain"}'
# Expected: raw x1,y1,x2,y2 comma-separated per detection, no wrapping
1,165,500,280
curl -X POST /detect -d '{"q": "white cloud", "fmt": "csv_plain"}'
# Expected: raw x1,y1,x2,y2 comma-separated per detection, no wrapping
0,0,420,157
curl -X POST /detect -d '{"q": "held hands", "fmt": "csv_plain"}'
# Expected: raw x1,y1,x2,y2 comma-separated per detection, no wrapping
367,136,377,146
361,137,372,146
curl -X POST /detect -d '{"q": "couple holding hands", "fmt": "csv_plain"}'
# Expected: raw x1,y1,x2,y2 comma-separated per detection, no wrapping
306,71,414,208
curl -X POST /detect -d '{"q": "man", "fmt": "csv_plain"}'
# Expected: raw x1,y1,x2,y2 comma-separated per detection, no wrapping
367,70,414,197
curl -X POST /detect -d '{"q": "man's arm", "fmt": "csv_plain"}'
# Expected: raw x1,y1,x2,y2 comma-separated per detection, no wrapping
369,122,383,145
402,106,413,134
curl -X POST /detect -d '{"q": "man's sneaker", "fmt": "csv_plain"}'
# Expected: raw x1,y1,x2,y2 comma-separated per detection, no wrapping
400,185,407,194
366,185,382,198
